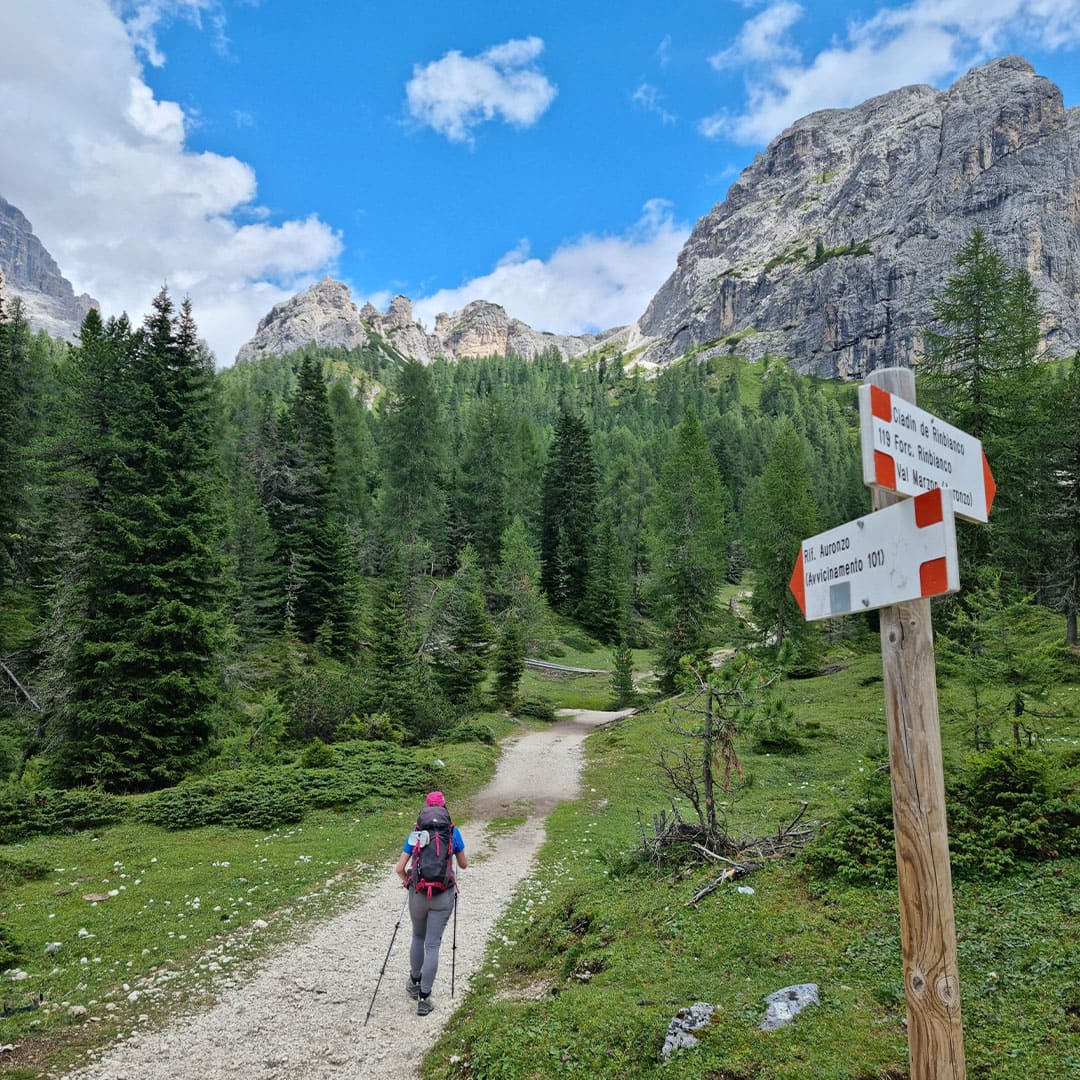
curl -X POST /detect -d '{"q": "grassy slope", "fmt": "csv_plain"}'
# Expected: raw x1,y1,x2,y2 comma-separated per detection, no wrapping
0,738,501,1076
424,626,1080,1080
3,613,1078,1079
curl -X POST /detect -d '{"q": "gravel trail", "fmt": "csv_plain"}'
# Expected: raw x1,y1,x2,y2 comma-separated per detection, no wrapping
63,710,630,1080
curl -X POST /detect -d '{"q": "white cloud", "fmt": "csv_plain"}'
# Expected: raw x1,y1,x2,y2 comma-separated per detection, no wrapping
405,36,558,143
633,83,678,124
117,0,230,66
0,0,340,363
708,1,804,69
656,33,673,68
707,0,1080,145
413,200,689,334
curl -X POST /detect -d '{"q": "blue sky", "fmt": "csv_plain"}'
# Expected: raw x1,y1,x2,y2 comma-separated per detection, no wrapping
3,1,1080,364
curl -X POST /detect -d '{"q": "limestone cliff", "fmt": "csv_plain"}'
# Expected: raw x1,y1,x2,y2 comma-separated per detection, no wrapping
0,196,97,340
635,56,1080,377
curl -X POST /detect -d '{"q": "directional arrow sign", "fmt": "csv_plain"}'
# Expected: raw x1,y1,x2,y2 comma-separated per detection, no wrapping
859,383,996,522
789,488,960,621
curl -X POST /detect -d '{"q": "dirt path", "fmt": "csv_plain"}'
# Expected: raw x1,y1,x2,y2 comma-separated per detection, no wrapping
63,710,631,1080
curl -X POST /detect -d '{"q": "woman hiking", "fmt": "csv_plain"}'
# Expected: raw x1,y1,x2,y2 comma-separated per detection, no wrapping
395,791,467,1015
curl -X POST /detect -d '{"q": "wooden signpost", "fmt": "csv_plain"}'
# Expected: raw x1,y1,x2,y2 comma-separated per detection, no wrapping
790,367,995,1080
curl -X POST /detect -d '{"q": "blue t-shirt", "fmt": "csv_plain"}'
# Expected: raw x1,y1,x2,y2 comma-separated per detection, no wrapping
403,825,465,855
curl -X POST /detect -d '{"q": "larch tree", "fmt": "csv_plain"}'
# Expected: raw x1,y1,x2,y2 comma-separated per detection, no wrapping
647,407,730,690
744,418,820,652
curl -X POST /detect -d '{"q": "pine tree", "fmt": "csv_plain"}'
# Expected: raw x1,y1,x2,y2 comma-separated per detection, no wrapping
744,419,820,652
0,284,18,596
647,408,730,690
492,516,547,649
920,229,1046,585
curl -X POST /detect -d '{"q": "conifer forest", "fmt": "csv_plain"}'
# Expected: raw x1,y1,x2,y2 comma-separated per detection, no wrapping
0,230,1077,805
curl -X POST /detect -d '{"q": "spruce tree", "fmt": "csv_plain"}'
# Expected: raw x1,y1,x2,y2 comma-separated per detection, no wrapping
50,292,227,791
609,638,635,707
377,359,447,556
430,544,491,710
363,570,429,736
450,396,512,569
540,410,598,612
579,517,629,643
493,516,547,648
492,613,525,707
278,356,351,651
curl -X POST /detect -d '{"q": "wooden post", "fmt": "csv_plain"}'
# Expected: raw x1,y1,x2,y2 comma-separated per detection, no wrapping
868,367,966,1079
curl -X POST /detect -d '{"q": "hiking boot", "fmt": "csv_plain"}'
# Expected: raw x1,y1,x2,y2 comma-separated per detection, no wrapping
417,995,434,1016
406,977,421,1000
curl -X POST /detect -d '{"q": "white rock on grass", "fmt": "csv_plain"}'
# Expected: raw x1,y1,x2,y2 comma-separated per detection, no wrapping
760,983,819,1031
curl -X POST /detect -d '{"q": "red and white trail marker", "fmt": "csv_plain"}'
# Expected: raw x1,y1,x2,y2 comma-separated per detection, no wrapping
789,487,960,621
859,383,996,523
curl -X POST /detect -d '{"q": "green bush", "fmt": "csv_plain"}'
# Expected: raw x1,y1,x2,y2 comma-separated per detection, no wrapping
804,746,1080,885
446,720,497,745
336,713,406,744
514,696,557,722
299,739,336,769
214,785,306,829
138,786,214,829
0,785,127,843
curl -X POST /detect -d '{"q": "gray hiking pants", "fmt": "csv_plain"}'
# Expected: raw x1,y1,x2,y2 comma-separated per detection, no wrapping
408,886,455,995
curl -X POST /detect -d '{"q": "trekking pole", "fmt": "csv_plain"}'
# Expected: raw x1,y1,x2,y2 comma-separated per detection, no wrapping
451,892,458,998
364,891,409,1025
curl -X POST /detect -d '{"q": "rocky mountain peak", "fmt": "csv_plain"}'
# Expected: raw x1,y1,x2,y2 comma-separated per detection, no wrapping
0,195,98,341
635,55,1080,377
236,281,620,365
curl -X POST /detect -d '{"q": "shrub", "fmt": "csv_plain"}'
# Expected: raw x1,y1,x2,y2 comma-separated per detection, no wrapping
514,696,557,723
299,739,336,769
214,785,306,829
446,721,497,745
138,786,214,829
336,713,406,745
804,746,1080,885
0,785,127,843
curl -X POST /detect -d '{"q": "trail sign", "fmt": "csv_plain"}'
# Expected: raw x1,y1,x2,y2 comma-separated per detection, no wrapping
789,487,959,621
859,383,996,522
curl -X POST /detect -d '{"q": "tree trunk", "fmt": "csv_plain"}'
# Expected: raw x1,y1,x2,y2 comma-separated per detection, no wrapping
702,686,716,837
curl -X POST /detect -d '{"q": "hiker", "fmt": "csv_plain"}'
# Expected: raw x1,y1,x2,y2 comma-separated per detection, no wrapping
395,790,467,1015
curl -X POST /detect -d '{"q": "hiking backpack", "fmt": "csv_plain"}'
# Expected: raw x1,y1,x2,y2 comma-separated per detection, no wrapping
409,805,456,897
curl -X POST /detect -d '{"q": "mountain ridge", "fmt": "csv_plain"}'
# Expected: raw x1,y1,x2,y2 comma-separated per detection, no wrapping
235,278,623,366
